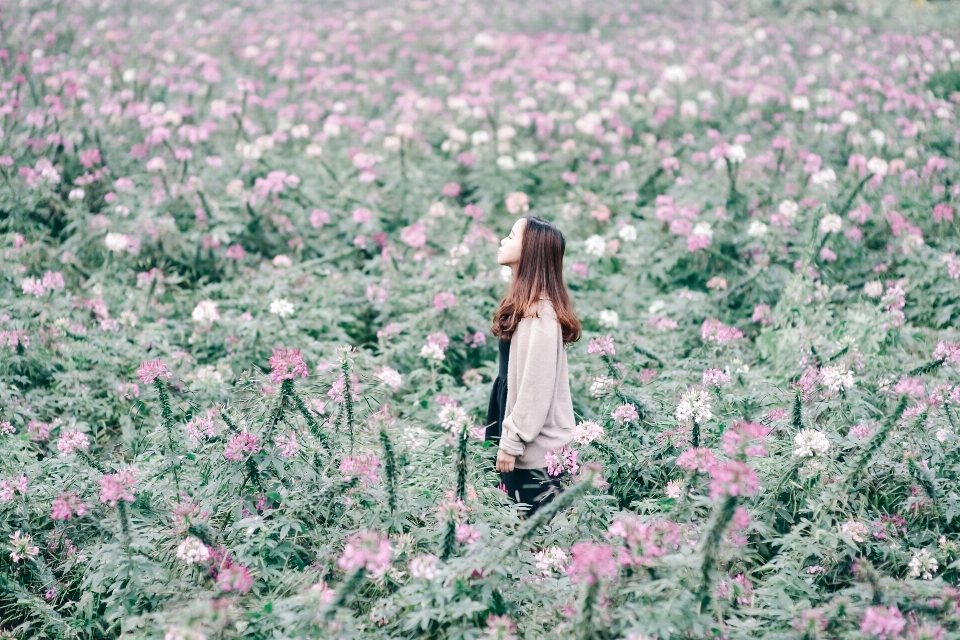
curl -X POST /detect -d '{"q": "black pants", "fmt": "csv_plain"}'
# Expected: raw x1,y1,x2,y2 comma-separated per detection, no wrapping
499,468,561,515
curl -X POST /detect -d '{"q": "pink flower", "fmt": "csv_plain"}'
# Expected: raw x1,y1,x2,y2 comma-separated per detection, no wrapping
894,377,925,398
606,515,681,564
400,222,427,248
676,447,718,473
185,418,216,445
751,304,773,324
545,446,579,476
42,271,64,290
352,207,372,224
224,433,261,462
587,335,615,356
328,373,361,403
310,209,331,228
566,542,617,584
561,171,578,185
933,203,954,223
217,562,253,594
860,606,906,640
98,469,137,506
934,341,960,366
485,614,517,639
850,424,872,440
722,421,770,457
225,244,246,260
455,523,481,544
275,431,300,457
51,492,86,520
0,475,28,502
268,348,309,384
709,461,760,499
702,369,731,387
611,403,639,424
339,454,380,488
441,182,461,197
433,292,457,311
464,203,483,220
57,430,90,457
137,359,172,384
686,233,711,252
701,318,743,343
338,530,392,577
571,262,589,278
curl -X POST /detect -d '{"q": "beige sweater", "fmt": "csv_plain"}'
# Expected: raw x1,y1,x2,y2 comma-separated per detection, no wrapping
499,299,575,469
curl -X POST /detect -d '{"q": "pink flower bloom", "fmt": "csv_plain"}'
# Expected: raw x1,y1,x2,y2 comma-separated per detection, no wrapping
310,209,331,228
561,171,578,185
98,469,137,506
433,292,457,311
217,562,253,594
702,369,731,387
338,530,392,577
464,203,483,220
686,233,711,252
353,207,372,224
566,542,617,584
571,262,589,278
894,377,925,398
612,403,639,424
339,454,380,488
42,271,64,290
327,373,360,403
606,515,681,565
51,492,86,520
933,203,954,223
751,304,773,324
708,461,760,499
722,421,770,457
933,341,960,366
137,359,172,384
676,447,718,473
850,424,873,440
485,614,517,638
701,318,743,343
860,606,906,640
268,348,309,384
275,431,300,457
441,182,461,197
587,335,615,356
57,430,90,457
185,418,216,445
225,244,246,260
545,446,579,476
400,221,427,248
224,433,261,462
455,523,481,544
0,475,27,502
427,332,450,350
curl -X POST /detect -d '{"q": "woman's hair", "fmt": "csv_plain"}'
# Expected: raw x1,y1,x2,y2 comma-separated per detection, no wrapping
492,216,581,344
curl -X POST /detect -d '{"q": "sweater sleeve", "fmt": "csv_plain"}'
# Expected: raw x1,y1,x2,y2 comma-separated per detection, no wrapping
499,315,559,457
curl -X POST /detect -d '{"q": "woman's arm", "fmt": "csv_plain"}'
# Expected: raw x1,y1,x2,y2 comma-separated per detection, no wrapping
499,317,559,458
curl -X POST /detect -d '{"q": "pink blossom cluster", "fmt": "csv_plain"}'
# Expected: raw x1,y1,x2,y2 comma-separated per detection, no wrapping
51,492,87,520
717,574,753,605
708,461,760,500
57,430,90,457
648,317,679,332
433,291,457,311
268,348,309,384
455,523,481,545
545,446,579,477
933,341,960,366
722,421,770,457
860,605,906,639
185,418,216,445
137,359,172,384
587,335,615,356
208,547,254,594
21,271,65,297
849,424,873,440
0,330,29,350
701,318,743,343
611,403,639,424
275,431,300,457
427,332,450,350
893,377,925,398
327,373,361,403
338,530,392,577
566,542,618,585
0,475,28,502
28,420,54,441
223,432,262,462
606,515,682,565
98,469,137,507
702,368,731,387
675,447,718,474
251,170,300,203
339,454,380,488
751,304,773,325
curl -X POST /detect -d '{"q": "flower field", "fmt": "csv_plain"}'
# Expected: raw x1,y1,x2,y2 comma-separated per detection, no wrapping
3,0,960,637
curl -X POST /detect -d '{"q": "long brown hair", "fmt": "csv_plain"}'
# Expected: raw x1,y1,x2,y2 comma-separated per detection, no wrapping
492,216,581,344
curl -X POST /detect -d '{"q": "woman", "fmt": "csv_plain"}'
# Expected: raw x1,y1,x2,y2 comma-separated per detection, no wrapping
486,216,581,514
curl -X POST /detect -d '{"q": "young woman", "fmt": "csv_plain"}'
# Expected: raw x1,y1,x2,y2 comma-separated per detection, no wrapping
486,216,581,514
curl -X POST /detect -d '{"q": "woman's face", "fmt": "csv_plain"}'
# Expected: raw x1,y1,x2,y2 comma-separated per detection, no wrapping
497,218,526,268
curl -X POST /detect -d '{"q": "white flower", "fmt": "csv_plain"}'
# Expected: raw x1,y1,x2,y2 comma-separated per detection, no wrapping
839,110,860,126
747,220,768,238
374,366,402,392
936,428,951,442
866,157,888,176
790,95,810,112
575,112,603,136
662,65,687,84
68,188,85,201
516,150,538,165
175,537,210,564
819,214,843,233
691,222,713,239
778,200,799,218
420,343,445,361
584,235,606,257
408,554,439,580
902,232,924,254
810,168,837,186
438,405,469,433
104,232,130,252
907,549,938,580
869,129,886,148
269,298,295,318
618,225,638,242
572,420,604,446
665,481,684,499
726,144,746,164
191,300,220,327
305,143,323,158
470,130,490,146
534,546,568,576
793,429,830,457
648,300,666,315
864,281,884,297
599,310,619,328
496,155,516,171
590,376,615,398
674,389,713,425
820,365,854,392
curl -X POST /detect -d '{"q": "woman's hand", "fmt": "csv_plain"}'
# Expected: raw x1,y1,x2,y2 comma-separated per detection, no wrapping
496,450,516,473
